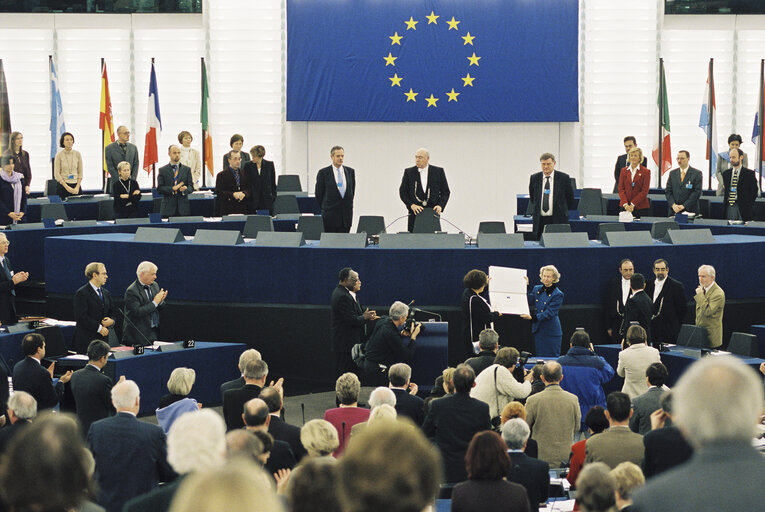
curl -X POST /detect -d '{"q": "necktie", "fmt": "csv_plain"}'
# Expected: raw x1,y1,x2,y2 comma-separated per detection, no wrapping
173,165,178,185
542,176,550,212
144,286,159,328
729,171,739,205
337,167,346,198
680,169,686,182
97,288,103,302
233,169,241,188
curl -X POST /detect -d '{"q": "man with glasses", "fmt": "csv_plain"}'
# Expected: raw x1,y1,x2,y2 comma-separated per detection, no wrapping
644,259,686,345
0,233,29,324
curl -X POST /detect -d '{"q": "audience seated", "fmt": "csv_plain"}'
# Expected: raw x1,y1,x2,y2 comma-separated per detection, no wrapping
502,418,549,512
471,347,533,420
585,392,644,469
286,457,343,512
0,391,36,455
576,462,617,512
300,419,340,460
567,405,609,488
219,348,261,401
260,386,307,462
499,401,538,459
629,363,668,435
222,358,270,431
351,387,396,436
422,364,492,483
641,390,693,479
323,372,370,456
616,326,660,399
610,462,644,512
525,361,581,467
243,398,296,474
464,328,500,377
388,363,425,425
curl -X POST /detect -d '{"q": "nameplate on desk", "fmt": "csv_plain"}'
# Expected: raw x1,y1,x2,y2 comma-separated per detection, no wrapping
378,233,465,249
157,343,183,352
183,339,195,348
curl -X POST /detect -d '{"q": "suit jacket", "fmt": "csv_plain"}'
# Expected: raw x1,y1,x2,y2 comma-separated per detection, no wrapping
664,166,702,214
464,351,496,378
222,150,250,171
506,451,549,512
330,284,367,353
73,283,115,354
694,282,725,348
461,289,500,358
71,364,115,435
157,163,193,217
264,438,297,474
105,141,140,183
88,412,175,512
644,276,687,344
399,165,450,231
528,170,574,238
422,392,492,483
617,344,661,400
452,479,531,512
220,376,245,402
0,419,30,454
633,441,765,512
584,426,645,469
618,166,651,211
721,166,758,221
0,255,18,324
0,177,27,222
605,277,631,340
123,279,164,346
391,387,425,426
641,425,693,479
613,154,647,192
268,415,307,462
12,357,64,410
222,383,263,431
629,386,664,435
525,384,581,467
111,178,142,218
122,477,183,512
620,290,653,340
215,167,251,215
244,159,277,213
315,165,355,232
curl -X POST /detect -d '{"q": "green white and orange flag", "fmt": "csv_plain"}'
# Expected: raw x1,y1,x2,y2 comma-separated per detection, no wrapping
653,60,672,175
0,59,12,155
201,58,214,176
99,61,115,175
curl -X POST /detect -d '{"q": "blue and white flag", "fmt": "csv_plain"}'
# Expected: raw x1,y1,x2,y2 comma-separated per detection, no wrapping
49,57,66,160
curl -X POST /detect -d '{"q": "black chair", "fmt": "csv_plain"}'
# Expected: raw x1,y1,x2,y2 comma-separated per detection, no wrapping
597,222,625,242
569,177,577,190
727,332,759,357
698,198,711,219
153,197,162,214
542,223,571,234
40,203,68,221
242,215,274,238
477,221,506,234
578,188,605,216
296,216,324,240
650,220,678,239
412,209,441,233
44,179,58,196
273,195,300,216
676,324,710,349
97,200,114,221
356,215,386,236
277,175,302,192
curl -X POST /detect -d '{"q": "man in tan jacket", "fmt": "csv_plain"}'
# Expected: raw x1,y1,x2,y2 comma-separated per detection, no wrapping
694,264,725,348
525,361,580,467
584,391,644,468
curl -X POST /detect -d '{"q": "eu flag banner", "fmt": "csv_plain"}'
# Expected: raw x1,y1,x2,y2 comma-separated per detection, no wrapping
286,0,579,122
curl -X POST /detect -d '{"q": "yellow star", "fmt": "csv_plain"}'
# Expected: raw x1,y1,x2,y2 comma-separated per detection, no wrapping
462,32,475,45
404,88,418,102
389,32,403,45
467,52,481,66
405,17,419,30
425,94,439,107
446,88,460,102
446,17,460,30
426,11,439,24
461,73,475,87
389,73,403,87
383,52,397,66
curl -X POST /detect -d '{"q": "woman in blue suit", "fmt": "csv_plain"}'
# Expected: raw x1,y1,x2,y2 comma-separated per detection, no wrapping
528,265,564,357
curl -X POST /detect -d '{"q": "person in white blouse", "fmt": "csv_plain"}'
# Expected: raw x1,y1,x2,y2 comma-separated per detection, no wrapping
617,324,660,399
178,131,202,190
470,347,533,421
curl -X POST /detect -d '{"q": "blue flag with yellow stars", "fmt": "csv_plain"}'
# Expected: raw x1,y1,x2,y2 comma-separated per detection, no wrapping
286,0,579,122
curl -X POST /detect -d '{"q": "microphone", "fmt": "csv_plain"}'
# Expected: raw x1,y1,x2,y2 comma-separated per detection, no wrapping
383,214,410,232
341,421,346,448
301,403,305,426
438,214,472,242
119,307,155,348
412,307,442,322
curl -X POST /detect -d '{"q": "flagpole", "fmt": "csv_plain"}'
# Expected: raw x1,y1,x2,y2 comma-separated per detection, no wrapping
759,59,764,192
658,58,665,189
201,57,206,189
708,58,714,190
151,57,157,190
101,58,106,193
49,55,55,179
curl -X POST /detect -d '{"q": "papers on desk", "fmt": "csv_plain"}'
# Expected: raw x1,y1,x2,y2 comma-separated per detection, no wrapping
488,266,529,316
542,498,575,511
152,341,174,348
61,354,88,361
40,318,76,327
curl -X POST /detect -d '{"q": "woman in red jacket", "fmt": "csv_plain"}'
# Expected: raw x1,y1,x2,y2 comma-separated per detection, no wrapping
618,147,651,217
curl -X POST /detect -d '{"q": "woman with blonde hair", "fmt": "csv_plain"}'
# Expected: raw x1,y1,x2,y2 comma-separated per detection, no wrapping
526,265,564,357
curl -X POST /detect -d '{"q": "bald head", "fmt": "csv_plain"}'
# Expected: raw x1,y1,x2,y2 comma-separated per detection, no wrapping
242,398,269,429
541,361,563,384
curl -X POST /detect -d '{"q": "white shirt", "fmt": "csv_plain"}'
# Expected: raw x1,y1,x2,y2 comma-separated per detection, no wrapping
418,165,429,192
89,282,102,295
333,165,345,189
621,278,631,305
703,281,715,293
348,290,358,302
540,172,554,217
652,278,665,302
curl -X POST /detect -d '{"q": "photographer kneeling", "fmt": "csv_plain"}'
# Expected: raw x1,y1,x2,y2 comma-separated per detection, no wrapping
363,301,421,386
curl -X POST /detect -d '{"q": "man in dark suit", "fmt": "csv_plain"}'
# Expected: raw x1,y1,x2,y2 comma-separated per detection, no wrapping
73,262,116,354
0,232,29,325
721,147,759,221
629,362,668,435
260,386,307,462
528,152,575,240
216,151,251,215
399,148,450,232
613,136,647,193
664,150,703,215
330,267,378,377
88,379,176,512
223,358,269,431
605,259,634,342
641,390,693,478
157,145,193,217
620,273,654,341
243,397,296,474
0,390,36,454
104,126,140,188
422,364,491,483
123,261,167,346
388,362,425,426
644,259,687,345
12,332,72,411
220,348,261,401
502,418,550,512
70,340,122,436
315,145,355,233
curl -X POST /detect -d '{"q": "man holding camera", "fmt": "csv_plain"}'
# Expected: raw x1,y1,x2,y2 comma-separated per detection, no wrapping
362,301,420,386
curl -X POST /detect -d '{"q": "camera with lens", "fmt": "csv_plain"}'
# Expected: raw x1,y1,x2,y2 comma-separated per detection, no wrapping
403,307,424,336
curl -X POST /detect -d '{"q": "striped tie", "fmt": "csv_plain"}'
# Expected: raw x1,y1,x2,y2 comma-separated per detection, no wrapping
729,170,738,205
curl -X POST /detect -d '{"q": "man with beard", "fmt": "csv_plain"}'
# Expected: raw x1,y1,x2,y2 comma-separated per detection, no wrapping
644,259,686,345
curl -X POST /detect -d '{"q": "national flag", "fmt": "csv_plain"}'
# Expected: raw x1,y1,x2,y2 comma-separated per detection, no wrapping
99,62,115,175
201,59,214,176
699,61,718,173
652,61,672,175
753,64,765,165
142,61,162,173
49,57,66,161
0,59,12,155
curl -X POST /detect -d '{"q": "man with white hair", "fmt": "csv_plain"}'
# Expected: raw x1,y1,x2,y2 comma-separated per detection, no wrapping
0,232,29,324
363,301,421,386
123,409,225,512
123,261,168,346
399,148,450,232
0,391,36,454
633,356,765,511
388,362,425,425
351,387,397,437
502,418,550,512
87,380,175,512
220,348,262,401
694,264,725,348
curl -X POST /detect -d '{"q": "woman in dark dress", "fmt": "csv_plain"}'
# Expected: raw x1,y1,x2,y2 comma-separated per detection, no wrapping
461,269,501,358
0,154,27,225
111,161,142,218
5,132,31,194
244,145,277,215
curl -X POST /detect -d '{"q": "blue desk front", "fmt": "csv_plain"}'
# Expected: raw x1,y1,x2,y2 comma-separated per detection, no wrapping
0,325,75,368
411,322,448,392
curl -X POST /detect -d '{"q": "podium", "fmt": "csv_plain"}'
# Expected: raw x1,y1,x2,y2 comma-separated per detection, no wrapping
411,321,448,393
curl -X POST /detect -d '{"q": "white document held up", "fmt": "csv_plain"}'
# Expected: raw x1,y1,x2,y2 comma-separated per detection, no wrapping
488,266,529,316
